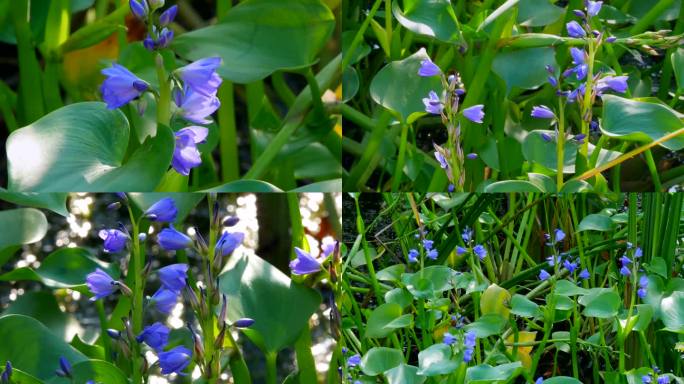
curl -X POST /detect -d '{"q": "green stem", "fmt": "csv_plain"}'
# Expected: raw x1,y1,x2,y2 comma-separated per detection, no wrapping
580,38,596,157
341,0,383,70
155,54,171,126
294,327,318,384
95,300,111,362
303,68,324,115
557,98,565,189
392,122,409,191
127,205,144,384
11,0,45,124
644,149,663,191
265,352,277,384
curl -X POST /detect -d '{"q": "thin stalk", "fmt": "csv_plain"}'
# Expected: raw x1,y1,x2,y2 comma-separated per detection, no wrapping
96,300,111,362
557,98,566,188
341,0,383,70
155,54,171,126
127,203,144,384
265,352,277,384
580,38,596,157
391,122,409,191
11,0,45,124
643,149,663,191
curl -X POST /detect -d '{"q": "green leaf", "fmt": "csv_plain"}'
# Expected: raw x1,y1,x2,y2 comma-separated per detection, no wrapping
672,47,684,91
601,95,684,151
558,180,593,193
129,193,205,223
204,180,283,192
578,213,616,232
522,130,622,173
391,0,461,42
0,192,69,216
465,314,507,338
385,288,414,309
376,264,405,282
660,291,684,333
218,253,321,353
290,179,342,192
555,280,589,296
369,48,442,123
173,0,335,83
384,364,426,384
401,266,457,299
360,347,404,376
0,208,47,248
484,180,546,193
342,30,370,66
543,377,584,384
3,291,82,341
579,289,621,319
0,314,87,380
47,360,129,384
492,47,556,92
480,284,511,318
417,344,459,376
465,362,522,383
350,247,379,267
517,0,564,26
510,294,542,318
7,102,174,191
365,303,412,338
343,66,360,102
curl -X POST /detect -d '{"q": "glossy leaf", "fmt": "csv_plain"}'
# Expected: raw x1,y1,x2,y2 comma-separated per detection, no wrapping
492,47,556,92
544,377,583,384
290,179,342,192
465,314,507,338
6,102,174,191
673,47,684,91
510,294,542,318
660,291,684,333
522,130,622,173
360,347,404,376
204,180,283,192
517,0,564,26
417,344,459,376
173,0,335,83
579,289,621,319
392,0,461,42
365,303,412,338
0,192,69,216
218,252,321,353
401,265,457,299
369,48,443,123
465,362,523,383
578,214,616,232
601,95,684,151
0,208,48,248
480,284,511,318
3,291,82,341
385,364,426,384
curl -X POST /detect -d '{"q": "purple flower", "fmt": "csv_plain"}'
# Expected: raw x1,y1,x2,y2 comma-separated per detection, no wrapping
539,269,551,281
172,126,208,176
423,91,444,115
216,231,244,256
554,229,566,243
176,57,223,97
99,229,128,253
462,227,473,243
152,289,178,314
579,268,590,280
158,226,193,251
657,376,670,384
136,322,170,351
1,361,11,383
531,105,555,119
448,184,455,193
443,332,456,346
536,378,544,384
466,153,478,160
620,255,632,266
548,76,558,87
566,21,586,38
635,247,643,258
586,1,603,17
57,357,72,377
473,244,487,260
570,48,586,65
100,64,148,109
563,259,578,273
145,197,177,222
176,88,221,124
418,58,441,77
86,268,117,300
427,249,438,260
606,36,617,43
463,330,476,362
290,247,322,275
423,239,434,250
129,0,148,19
435,151,449,169
158,264,188,292
143,36,156,51
233,318,255,328
157,28,174,48
159,5,178,26
158,346,192,375
573,64,588,80
541,132,553,142
463,104,484,124
620,265,631,276
347,354,361,368
596,75,628,94
574,134,586,144
643,375,653,384
456,246,467,255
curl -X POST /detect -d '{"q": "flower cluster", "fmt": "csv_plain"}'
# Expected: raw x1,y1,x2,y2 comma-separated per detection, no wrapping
642,368,671,384
289,239,337,275
418,55,484,192
342,348,363,384
443,329,477,363
456,227,487,261
100,1,223,177
538,228,590,282
407,236,438,263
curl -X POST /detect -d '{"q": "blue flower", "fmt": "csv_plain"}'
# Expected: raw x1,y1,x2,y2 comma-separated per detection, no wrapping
152,289,178,314
634,247,643,258
596,75,628,94
423,91,443,114
176,57,223,97
158,226,193,251
427,249,438,260
462,227,473,243
456,246,467,255
566,21,586,38
473,244,487,260
408,249,419,263
418,58,441,77
563,259,578,273
145,197,178,222
176,88,221,124
586,1,603,17
158,264,188,292
435,150,449,169
536,378,544,384
1,361,11,383
233,318,255,328
99,229,128,253
620,265,631,277
466,153,478,160
290,247,321,275
643,375,653,384
657,376,670,384
638,275,649,298
347,354,361,368
216,231,244,256
423,239,434,250
606,36,617,43
159,5,178,26
129,0,148,19
463,105,484,124
156,28,174,48
620,255,632,266
448,184,455,193
579,268,590,280
443,332,456,346
541,133,553,142
539,270,551,281
86,268,117,300
158,346,192,375
136,322,170,351
554,229,565,243
570,48,586,65
172,126,209,176
463,330,476,362
531,105,555,119
57,357,72,377
546,255,561,266
100,64,148,109
548,75,558,87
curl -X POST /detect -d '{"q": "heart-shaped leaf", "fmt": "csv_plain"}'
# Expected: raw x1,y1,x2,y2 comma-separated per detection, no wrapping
0,208,47,248
417,344,459,376
0,192,69,216
6,102,174,191
361,347,404,376
392,0,461,42
492,47,557,92
173,0,335,83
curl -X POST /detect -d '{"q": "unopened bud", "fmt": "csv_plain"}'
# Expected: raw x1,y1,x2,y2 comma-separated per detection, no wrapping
107,202,122,210
222,216,240,227
1,361,12,384
107,329,121,339
233,318,255,328
214,324,226,350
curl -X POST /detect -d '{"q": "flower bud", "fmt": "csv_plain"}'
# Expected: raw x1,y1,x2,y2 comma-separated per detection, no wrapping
57,357,72,378
129,0,148,20
159,5,178,26
107,329,121,339
107,202,122,210
147,0,165,10
138,232,148,242
1,361,12,384
214,324,226,350
233,318,255,328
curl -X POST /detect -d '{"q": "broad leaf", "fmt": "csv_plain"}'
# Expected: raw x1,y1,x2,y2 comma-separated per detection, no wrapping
361,347,404,376
417,344,459,376
492,47,556,92
0,208,48,248
522,130,622,173
392,0,461,42
365,303,412,338
0,192,69,216
578,214,615,232
465,362,523,383
204,180,283,192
